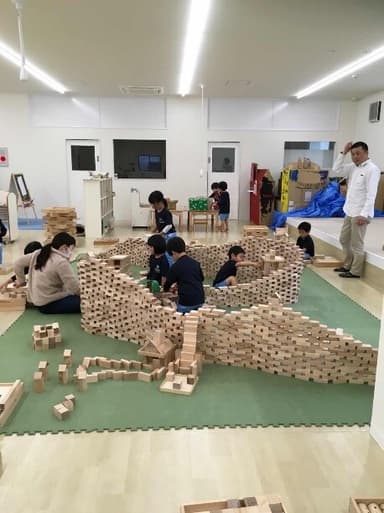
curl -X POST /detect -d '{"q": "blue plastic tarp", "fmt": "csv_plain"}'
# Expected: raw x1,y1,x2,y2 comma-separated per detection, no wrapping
271,181,384,229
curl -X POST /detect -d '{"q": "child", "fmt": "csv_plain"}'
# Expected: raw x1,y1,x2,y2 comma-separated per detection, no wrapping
217,181,230,232
146,234,169,287
0,219,7,265
296,221,315,260
0,240,42,291
213,245,260,287
148,190,177,266
209,182,220,209
163,237,205,314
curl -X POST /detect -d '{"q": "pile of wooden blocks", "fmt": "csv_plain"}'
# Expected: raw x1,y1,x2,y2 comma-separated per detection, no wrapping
243,224,269,238
0,292,26,312
32,323,62,351
138,328,176,368
0,380,24,427
160,315,201,395
52,394,76,421
42,207,77,241
78,236,377,386
107,254,130,272
72,355,168,392
349,498,384,513
181,494,287,513
33,360,49,392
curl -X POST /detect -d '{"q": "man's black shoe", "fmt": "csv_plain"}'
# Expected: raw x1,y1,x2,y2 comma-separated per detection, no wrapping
334,266,349,272
339,271,360,278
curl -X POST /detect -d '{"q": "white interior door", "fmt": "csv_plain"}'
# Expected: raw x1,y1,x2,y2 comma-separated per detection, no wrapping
208,142,240,220
66,139,100,223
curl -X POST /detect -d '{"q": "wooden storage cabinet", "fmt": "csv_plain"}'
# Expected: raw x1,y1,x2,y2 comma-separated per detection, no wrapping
84,178,114,238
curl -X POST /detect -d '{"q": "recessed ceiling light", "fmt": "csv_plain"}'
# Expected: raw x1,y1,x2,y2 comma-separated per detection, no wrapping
295,44,384,99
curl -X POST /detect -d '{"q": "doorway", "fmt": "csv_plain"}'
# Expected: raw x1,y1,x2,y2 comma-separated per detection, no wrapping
208,142,240,220
66,139,100,223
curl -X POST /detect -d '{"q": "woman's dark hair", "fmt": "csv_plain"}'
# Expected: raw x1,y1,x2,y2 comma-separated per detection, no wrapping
147,234,166,255
148,190,168,208
211,182,219,190
24,241,43,255
35,232,76,270
218,181,228,191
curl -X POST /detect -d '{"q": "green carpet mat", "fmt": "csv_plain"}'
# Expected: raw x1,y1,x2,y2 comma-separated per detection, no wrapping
294,268,380,348
0,268,378,435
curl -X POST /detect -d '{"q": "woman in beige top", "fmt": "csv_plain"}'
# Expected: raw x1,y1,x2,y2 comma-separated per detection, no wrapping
14,232,81,314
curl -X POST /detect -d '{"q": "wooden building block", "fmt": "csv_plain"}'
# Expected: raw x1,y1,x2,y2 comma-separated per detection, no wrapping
64,394,76,405
38,361,49,378
77,375,88,392
63,349,73,366
0,380,24,427
58,364,69,385
53,403,70,421
33,371,44,393
62,399,74,412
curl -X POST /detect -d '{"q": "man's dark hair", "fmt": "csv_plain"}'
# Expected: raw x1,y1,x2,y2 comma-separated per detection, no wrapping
166,236,186,254
211,182,219,190
298,221,311,233
24,241,43,254
351,141,368,152
218,181,228,191
147,234,166,255
228,245,245,258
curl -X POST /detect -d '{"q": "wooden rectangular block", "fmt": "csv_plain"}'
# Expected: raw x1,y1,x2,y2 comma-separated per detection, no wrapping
58,364,69,385
38,361,49,378
53,403,70,421
64,394,76,405
33,371,44,393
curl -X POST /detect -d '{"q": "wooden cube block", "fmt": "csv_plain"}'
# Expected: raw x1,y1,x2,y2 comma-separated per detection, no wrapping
33,371,44,393
38,361,49,378
53,403,70,421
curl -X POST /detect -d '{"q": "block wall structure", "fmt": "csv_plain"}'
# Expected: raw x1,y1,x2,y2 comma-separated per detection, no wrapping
79,254,377,385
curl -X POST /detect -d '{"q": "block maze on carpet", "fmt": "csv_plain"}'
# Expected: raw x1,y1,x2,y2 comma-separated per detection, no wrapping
77,236,377,386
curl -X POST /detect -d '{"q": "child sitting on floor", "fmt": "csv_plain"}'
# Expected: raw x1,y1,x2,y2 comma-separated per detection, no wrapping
296,221,315,260
213,245,260,287
163,237,205,314
148,190,177,266
146,234,169,287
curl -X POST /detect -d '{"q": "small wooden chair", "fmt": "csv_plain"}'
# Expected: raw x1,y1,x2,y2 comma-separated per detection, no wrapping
192,213,208,231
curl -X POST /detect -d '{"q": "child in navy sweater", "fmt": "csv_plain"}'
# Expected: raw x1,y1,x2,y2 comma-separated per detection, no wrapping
164,237,205,314
148,190,177,266
146,234,169,287
217,181,230,232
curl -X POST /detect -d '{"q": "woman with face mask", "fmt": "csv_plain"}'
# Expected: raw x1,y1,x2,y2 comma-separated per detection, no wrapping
14,232,81,314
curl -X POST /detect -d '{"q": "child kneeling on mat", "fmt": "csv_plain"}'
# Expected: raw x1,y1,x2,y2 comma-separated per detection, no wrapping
213,245,260,287
14,232,81,314
148,190,177,266
163,237,205,314
146,234,169,287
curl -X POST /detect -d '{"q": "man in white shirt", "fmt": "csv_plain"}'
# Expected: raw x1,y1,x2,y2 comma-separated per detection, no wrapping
332,141,380,278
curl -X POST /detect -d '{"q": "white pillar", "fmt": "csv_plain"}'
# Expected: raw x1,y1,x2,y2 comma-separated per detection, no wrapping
370,296,384,449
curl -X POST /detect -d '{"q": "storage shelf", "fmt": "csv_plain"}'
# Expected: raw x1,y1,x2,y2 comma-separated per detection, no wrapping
84,178,114,238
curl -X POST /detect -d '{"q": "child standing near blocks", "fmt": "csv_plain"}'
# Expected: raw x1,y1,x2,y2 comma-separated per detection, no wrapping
0,241,42,291
217,181,230,232
164,237,205,314
146,234,169,287
213,245,260,287
296,221,315,260
148,190,177,266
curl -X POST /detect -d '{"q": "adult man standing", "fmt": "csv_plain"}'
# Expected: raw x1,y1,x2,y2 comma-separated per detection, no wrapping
332,141,380,278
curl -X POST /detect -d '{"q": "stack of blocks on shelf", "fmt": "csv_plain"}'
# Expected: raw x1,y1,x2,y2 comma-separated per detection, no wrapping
77,236,377,386
32,323,62,351
52,394,76,421
349,498,384,513
180,494,287,513
42,207,77,241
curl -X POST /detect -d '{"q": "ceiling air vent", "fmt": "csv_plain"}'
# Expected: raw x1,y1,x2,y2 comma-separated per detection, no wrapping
119,85,164,96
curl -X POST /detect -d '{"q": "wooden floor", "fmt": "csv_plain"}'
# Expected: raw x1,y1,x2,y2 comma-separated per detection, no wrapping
1,222,384,513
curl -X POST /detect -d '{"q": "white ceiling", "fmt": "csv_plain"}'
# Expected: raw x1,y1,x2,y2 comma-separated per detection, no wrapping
0,0,384,99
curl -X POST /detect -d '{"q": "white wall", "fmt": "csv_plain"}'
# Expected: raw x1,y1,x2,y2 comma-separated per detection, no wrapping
0,94,356,221
355,91,384,168
371,298,384,449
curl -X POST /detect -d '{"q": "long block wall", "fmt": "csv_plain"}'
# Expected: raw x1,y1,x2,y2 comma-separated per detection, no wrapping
100,236,304,307
79,259,377,385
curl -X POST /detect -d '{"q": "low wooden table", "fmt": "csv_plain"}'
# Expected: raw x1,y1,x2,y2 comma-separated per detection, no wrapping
187,210,218,231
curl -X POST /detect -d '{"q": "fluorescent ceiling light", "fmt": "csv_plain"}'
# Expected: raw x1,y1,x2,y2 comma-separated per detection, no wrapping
178,0,212,96
295,45,384,99
0,39,68,94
